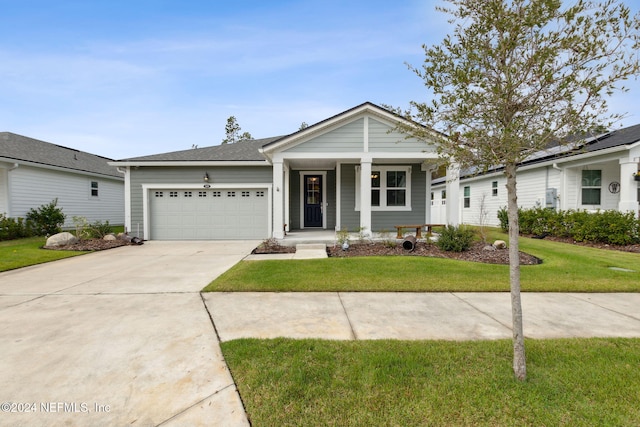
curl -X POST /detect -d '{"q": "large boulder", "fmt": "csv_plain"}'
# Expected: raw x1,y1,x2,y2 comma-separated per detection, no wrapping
46,232,78,247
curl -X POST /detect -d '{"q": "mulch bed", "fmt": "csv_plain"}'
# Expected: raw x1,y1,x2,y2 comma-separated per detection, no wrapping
43,239,137,251
327,241,541,265
539,235,640,254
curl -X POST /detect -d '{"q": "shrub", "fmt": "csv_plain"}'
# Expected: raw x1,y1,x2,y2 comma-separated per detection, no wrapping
0,214,33,241
497,207,509,232
25,199,66,236
435,225,476,252
497,207,640,245
88,220,113,238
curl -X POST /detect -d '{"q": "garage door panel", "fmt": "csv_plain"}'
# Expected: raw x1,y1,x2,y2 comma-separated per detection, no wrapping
150,188,268,240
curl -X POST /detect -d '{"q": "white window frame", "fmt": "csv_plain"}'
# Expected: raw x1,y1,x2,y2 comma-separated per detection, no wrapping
581,169,602,206
355,165,412,211
463,186,471,208
90,181,99,197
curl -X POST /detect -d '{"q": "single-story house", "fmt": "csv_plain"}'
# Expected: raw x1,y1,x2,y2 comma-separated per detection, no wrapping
111,102,458,240
430,125,640,226
0,132,125,229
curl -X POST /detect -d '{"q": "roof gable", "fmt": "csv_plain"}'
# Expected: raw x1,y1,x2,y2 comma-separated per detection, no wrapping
260,102,435,156
0,132,122,179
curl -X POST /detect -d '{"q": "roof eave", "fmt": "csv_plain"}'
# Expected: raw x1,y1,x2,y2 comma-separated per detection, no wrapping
108,160,271,167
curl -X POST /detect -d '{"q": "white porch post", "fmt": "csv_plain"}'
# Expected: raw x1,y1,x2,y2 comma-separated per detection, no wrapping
283,164,290,232
422,163,436,224
272,159,285,238
359,157,373,236
446,162,460,225
619,156,640,218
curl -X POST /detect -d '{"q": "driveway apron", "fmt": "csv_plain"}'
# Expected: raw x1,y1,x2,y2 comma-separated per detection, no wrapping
0,241,257,427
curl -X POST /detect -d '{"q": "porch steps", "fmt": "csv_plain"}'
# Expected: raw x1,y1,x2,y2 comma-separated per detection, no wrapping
293,243,328,260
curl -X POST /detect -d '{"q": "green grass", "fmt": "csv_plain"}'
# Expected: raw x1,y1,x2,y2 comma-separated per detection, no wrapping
203,232,640,292
0,237,88,272
223,337,640,426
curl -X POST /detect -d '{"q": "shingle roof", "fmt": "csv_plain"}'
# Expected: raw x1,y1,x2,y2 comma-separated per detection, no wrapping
432,123,640,184
583,124,640,152
0,132,123,179
121,136,283,162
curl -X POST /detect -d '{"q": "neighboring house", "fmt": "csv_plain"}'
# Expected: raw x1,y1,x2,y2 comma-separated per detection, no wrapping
0,132,125,229
431,125,640,227
110,102,457,240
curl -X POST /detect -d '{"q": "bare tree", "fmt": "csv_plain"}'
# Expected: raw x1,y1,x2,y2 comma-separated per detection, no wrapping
399,0,640,380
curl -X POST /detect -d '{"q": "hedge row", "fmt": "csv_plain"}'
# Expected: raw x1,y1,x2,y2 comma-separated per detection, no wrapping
497,207,640,246
0,199,66,241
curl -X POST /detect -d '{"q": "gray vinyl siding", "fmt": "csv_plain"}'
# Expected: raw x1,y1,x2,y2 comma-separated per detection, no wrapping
129,165,272,238
372,165,426,230
326,170,336,229
339,163,426,232
368,118,437,153
289,171,301,229
285,118,365,153
6,164,124,228
339,164,359,230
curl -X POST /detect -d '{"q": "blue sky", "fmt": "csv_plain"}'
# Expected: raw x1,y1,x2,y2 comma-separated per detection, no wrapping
2,0,639,160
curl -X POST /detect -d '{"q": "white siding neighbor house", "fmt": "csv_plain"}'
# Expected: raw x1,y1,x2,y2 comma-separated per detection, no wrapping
431,125,640,227
111,103,457,240
0,132,125,228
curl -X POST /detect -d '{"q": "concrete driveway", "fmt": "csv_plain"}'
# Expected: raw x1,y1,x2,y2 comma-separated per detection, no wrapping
0,241,257,427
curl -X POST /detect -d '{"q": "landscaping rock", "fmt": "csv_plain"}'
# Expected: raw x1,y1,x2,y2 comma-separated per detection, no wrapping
483,245,497,251
103,234,117,241
493,240,507,249
46,232,78,247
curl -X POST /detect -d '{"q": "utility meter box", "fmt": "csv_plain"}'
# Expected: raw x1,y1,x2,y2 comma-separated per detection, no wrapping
545,188,558,209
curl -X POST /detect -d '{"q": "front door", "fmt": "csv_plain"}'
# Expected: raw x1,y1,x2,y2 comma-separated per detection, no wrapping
304,175,323,227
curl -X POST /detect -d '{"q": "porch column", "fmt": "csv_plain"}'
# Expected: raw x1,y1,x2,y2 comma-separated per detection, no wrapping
359,157,373,236
619,156,640,218
272,160,285,238
422,163,436,224
446,162,460,226
283,164,290,232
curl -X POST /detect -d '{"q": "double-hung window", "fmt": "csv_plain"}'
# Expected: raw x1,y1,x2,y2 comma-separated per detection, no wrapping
463,186,471,208
581,170,601,205
355,165,411,211
90,181,99,197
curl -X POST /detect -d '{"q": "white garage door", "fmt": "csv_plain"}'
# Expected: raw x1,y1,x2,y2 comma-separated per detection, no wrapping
150,188,268,240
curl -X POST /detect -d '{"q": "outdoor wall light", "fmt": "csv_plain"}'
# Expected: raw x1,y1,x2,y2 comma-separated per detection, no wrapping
203,172,210,182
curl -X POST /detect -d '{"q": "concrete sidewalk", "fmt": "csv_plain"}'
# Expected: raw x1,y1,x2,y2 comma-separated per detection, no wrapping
204,292,640,342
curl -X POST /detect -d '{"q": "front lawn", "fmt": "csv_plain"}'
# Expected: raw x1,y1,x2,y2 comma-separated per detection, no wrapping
0,237,88,272
203,233,640,292
223,338,640,426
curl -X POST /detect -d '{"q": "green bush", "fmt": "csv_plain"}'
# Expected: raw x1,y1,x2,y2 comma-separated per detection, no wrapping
497,207,509,232
435,225,476,252
497,207,640,245
25,199,66,236
0,214,33,241
88,220,113,238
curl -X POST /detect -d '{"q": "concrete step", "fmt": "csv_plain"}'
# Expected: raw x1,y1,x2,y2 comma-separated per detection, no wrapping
293,243,328,259
296,243,327,250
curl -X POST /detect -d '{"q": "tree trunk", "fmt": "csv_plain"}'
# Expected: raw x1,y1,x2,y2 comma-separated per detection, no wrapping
505,162,526,381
